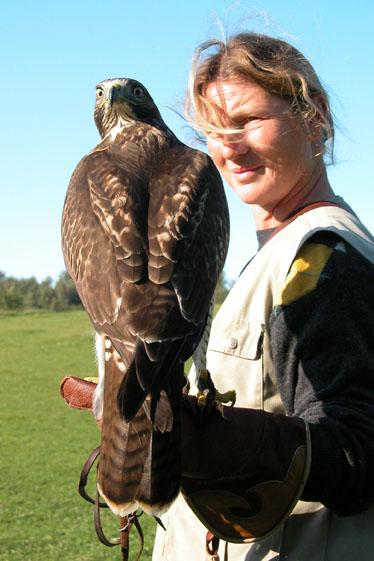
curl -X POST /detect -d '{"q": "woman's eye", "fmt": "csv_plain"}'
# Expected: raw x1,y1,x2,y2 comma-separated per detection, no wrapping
234,117,258,127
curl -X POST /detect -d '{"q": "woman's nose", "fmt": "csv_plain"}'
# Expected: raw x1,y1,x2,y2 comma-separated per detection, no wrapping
221,137,249,159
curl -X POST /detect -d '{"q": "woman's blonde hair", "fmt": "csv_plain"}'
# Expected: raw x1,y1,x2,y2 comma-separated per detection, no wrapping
186,33,334,159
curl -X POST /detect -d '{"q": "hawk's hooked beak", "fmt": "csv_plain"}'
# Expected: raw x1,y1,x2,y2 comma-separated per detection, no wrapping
108,83,135,121
109,85,127,107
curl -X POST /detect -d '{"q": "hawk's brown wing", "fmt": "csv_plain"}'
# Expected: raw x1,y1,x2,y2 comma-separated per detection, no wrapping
148,140,229,329
62,134,151,330
62,156,125,327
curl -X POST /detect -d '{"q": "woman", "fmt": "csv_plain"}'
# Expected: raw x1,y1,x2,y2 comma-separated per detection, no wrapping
153,33,374,561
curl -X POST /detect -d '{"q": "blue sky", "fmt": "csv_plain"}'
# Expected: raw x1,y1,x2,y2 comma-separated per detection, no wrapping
1,0,373,282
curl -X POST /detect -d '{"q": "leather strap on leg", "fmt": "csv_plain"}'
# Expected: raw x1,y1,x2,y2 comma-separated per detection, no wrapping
78,446,108,507
206,531,220,560
206,532,228,561
78,446,144,560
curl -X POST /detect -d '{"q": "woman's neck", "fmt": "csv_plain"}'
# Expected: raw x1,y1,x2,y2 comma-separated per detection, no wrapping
251,164,336,231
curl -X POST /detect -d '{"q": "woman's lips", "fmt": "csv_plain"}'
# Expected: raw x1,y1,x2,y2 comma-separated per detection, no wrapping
230,165,263,181
231,165,262,174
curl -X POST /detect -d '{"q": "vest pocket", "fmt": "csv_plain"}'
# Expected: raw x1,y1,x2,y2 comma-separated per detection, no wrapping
208,321,264,360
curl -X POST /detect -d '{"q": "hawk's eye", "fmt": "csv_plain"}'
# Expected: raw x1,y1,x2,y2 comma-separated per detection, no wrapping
132,86,144,98
96,88,104,98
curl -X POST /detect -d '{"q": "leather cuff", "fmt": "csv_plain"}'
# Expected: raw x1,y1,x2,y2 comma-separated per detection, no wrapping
60,376,97,410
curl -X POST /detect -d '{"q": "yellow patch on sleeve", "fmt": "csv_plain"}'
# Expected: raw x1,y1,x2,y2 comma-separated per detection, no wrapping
277,243,334,306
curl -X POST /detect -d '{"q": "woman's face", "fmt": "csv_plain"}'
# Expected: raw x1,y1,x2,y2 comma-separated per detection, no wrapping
205,80,319,210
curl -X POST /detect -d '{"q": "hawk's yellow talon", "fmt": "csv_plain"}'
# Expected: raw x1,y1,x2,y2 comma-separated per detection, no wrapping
197,393,208,406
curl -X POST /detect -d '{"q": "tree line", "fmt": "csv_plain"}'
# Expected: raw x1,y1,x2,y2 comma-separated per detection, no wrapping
0,271,230,311
0,271,81,311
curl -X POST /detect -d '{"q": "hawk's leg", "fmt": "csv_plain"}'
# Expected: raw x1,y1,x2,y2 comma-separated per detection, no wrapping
92,332,107,422
191,300,236,419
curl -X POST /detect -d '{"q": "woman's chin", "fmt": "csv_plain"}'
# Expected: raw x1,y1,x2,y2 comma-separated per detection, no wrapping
232,183,265,206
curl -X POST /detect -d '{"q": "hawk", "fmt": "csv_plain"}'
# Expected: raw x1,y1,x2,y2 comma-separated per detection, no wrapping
61,78,229,517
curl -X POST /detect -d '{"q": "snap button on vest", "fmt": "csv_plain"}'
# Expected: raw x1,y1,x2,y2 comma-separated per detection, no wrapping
226,337,238,349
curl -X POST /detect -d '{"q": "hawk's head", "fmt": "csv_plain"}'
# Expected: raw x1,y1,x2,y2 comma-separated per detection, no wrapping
94,78,165,138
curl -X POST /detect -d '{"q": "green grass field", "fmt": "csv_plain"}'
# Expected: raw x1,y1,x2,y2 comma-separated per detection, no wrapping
0,310,156,561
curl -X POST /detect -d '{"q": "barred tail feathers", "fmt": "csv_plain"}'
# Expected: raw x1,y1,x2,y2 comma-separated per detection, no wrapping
97,346,182,516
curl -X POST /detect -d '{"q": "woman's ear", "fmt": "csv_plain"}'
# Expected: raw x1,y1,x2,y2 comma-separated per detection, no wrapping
308,95,330,144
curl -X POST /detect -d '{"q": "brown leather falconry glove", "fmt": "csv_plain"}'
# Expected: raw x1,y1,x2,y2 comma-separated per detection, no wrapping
181,397,311,544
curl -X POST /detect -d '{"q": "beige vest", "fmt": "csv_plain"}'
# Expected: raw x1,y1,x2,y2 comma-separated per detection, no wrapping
153,205,374,561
